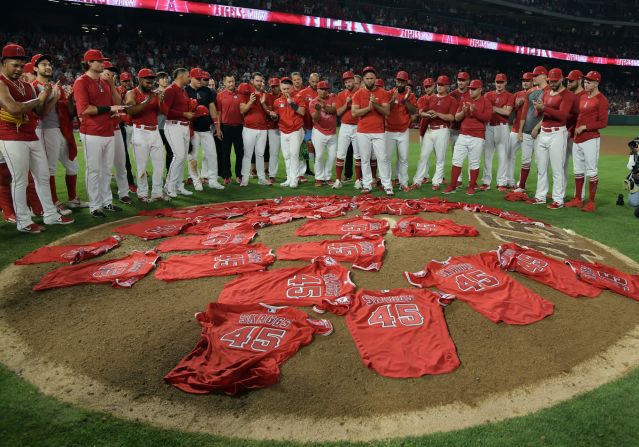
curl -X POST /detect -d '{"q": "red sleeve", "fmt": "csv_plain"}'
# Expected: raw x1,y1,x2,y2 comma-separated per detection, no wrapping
404,266,437,288
448,97,458,115
381,90,391,104
295,95,306,108
215,92,223,111
472,98,493,123
408,93,417,106
163,86,176,115
506,93,515,107
589,96,609,131
73,77,90,116
544,92,573,122
335,92,345,109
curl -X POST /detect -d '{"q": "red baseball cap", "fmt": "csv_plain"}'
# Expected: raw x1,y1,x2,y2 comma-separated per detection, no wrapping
436,75,450,85
23,62,34,74
456,71,469,81
280,77,293,84
2,44,27,60
532,66,547,76
547,68,563,81
584,71,601,82
495,73,507,82
119,72,132,82
423,77,434,87
202,71,211,80
567,70,583,81
189,68,205,79
83,49,109,63
137,68,156,78
362,66,376,75
31,53,52,66
522,72,534,81
469,79,483,89
342,71,355,80
375,79,384,87
396,71,409,81
194,105,209,118
269,77,280,87
237,82,254,96
102,61,116,71
317,80,330,89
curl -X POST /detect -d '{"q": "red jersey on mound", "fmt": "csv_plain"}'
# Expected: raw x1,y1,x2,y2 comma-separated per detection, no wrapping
405,252,554,325
164,303,333,395
155,244,275,281
218,257,356,306
498,243,601,298
358,198,421,216
34,250,159,291
295,216,389,237
339,289,460,378
393,217,479,238
113,218,191,240
15,236,122,265
182,219,255,235
155,229,257,252
566,260,639,301
406,198,460,214
276,236,386,271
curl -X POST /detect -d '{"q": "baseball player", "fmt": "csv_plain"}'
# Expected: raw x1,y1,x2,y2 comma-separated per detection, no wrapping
529,68,575,209
415,77,435,183
506,72,533,189
31,53,87,213
565,69,586,198
351,66,393,195
124,68,167,202
333,71,359,189
20,62,35,84
298,73,320,180
386,71,417,192
443,79,492,196
482,74,514,191
344,74,363,182
215,75,244,184
239,72,269,186
309,80,337,186
565,71,609,212
74,49,127,218
156,71,173,173
264,78,281,184
291,71,303,95
0,43,74,233
413,75,457,191
115,71,136,193
163,67,195,197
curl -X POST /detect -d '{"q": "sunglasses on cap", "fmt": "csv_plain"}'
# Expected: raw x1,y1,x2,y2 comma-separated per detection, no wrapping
495,81,506,84
457,78,466,81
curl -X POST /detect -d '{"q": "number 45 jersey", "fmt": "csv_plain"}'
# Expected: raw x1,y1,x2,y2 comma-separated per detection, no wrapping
164,303,333,395
405,252,554,325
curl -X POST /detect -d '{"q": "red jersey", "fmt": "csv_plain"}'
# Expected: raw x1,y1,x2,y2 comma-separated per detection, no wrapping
566,89,586,137
32,80,78,159
566,260,639,301
215,89,243,125
138,204,247,220
358,198,420,216
335,89,357,125
512,89,529,132
498,243,602,298
155,228,257,252
297,86,318,130
484,90,515,126
309,95,337,135
340,288,460,378
457,95,492,139
116,85,132,125
130,88,159,126
450,88,470,130
272,95,305,134
421,94,457,129
73,74,114,137
386,89,417,133
162,83,191,121
15,235,122,265
393,217,479,238
276,236,386,271
405,252,554,325
574,92,609,143
155,244,275,281
218,256,355,306
241,90,269,130
541,89,574,128
295,216,389,237
477,205,547,226
0,75,39,141
417,94,431,136
33,250,158,291
352,87,390,134
182,219,254,235
113,218,190,240
164,302,333,395
264,92,278,129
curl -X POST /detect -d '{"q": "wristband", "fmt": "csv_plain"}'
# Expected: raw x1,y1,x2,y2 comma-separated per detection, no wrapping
290,102,299,112
97,106,110,114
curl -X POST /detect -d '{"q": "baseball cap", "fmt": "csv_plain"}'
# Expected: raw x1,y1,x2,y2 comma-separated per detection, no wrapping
567,70,583,81
31,53,52,66
495,73,507,82
202,71,211,81
532,66,548,76
189,68,205,79
137,68,156,78
547,68,563,81
342,71,355,80
522,72,534,81
280,77,293,84
362,66,376,75
119,72,132,82
436,75,450,85
395,71,409,81
423,77,434,87
375,78,384,88
23,62,34,74
194,105,209,118
584,71,601,82
189,98,198,111
317,80,330,89
237,82,254,96
2,44,27,60
456,71,469,81
268,77,280,87
83,49,109,63
469,79,483,89
102,61,117,71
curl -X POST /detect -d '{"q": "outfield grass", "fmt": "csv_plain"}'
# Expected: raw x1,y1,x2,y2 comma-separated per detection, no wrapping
0,127,637,446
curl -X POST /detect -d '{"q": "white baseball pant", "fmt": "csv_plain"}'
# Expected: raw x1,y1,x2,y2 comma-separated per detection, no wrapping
535,127,567,204
311,129,337,181
0,139,61,229
189,130,219,183
452,134,484,170
80,134,115,212
164,122,190,193
241,127,267,181
267,129,280,178
573,138,600,178
417,134,430,181
507,131,520,187
414,127,449,186
386,130,410,186
124,124,133,149
336,123,360,160
483,123,510,186
36,128,79,176
113,130,130,198
281,128,304,187
357,132,391,190
132,126,165,198
450,129,464,183
565,137,575,196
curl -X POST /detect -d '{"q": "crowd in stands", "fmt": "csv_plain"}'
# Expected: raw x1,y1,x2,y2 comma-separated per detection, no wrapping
510,0,638,21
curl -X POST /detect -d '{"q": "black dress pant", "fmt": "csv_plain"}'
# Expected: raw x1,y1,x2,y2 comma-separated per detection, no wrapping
220,124,244,179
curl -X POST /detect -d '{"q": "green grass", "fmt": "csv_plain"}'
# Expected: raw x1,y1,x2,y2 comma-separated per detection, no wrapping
0,126,638,446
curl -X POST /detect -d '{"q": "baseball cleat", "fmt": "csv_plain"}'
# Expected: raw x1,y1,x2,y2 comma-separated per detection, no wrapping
385,187,395,196
479,184,490,191
178,186,194,196
45,215,75,225
55,201,73,216
497,186,509,192
581,201,596,212
103,204,123,212
513,187,526,193
119,196,133,205
466,186,476,196
565,198,584,208
354,179,363,189
314,180,323,187
361,188,372,194
298,176,308,183
280,181,290,187
66,198,89,209
526,198,546,205
164,188,178,198
209,181,225,190
401,185,411,193
128,184,137,194
547,202,564,209
332,179,342,189
432,185,440,191
421,178,431,184
193,181,204,191
18,223,45,233
442,185,457,194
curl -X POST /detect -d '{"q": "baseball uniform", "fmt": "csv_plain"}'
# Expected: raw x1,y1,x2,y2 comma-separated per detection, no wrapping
566,259,639,301
507,88,529,187
335,88,360,183
392,217,479,237
15,235,122,265
272,94,305,188
113,217,191,240
295,216,389,237
309,95,338,181
483,90,515,187
386,88,417,188
162,82,192,195
155,228,257,252
239,89,269,184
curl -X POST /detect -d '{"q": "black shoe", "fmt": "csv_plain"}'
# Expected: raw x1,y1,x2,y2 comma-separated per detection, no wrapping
616,194,625,206
103,204,123,212
305,169,314,176
119,196,133,205
91,209,107,218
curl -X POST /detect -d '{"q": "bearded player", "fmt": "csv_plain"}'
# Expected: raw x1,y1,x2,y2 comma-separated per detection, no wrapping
564,69,586,198
506,72,533,189
333,71,359,189
386,71,417,192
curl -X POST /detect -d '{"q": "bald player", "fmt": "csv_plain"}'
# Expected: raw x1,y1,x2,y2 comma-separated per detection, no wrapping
386,71,417,192
482,73,514,191
565,69,586,198
333,71,358,189
506,72,533,189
